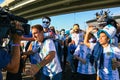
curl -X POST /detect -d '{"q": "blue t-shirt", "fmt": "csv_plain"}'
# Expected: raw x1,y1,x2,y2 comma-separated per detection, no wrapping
0,48,11,80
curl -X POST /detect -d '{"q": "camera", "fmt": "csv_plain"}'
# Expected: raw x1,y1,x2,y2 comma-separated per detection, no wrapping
0,7,30,38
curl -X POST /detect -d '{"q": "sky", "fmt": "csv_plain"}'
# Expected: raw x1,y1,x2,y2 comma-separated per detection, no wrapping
0,0,120,31
28,7,120,31
0,0,3,4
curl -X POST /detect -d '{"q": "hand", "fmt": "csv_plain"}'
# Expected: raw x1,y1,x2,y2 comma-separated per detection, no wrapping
86,25,95,33
12,34,22,43
12,21,23,43
112,61,120,69
25,64,40,76
69,40,75,45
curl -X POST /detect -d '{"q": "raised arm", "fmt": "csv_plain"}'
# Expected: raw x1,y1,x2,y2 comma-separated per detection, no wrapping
6,22,22,73
84,26,95,48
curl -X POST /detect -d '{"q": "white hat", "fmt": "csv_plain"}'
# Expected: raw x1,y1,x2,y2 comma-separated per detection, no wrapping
97,24,116,39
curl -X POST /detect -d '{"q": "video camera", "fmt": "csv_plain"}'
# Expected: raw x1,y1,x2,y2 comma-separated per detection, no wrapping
0,7,30,38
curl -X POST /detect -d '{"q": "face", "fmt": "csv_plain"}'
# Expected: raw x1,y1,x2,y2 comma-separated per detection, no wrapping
32,28,44,42
42,18,50,28
98,32,109,45
73,25,79,33
61,31,65,35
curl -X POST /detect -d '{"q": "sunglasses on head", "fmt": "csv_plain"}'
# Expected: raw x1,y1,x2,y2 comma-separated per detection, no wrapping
42,21,50,24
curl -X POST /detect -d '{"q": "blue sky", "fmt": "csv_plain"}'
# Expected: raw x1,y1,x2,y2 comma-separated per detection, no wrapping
0,0,4,4
29,7,120,31
0,0,120,31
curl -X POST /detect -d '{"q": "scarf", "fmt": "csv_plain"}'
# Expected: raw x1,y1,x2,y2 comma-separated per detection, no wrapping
90,42,104,69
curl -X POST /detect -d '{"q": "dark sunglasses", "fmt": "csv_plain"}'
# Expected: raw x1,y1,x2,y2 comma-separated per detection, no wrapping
42,21,50,24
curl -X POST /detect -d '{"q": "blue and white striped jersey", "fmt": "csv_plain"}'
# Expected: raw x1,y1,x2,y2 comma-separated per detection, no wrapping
90,43,120,80
74,44,96,74
39,39,62,77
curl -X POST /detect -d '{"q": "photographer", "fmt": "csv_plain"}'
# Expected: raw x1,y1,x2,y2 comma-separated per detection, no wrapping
0,21,22,80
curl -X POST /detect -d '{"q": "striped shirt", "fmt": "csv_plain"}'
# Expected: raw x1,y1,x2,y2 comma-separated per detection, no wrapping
39,39,62,77
74,44,96,74
71,32,84,46
90,43,120,80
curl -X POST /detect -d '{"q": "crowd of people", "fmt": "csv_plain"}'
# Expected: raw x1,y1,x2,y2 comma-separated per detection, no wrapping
0,13,120,80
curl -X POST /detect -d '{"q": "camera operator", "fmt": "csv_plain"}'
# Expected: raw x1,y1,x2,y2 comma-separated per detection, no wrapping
0,21,22,80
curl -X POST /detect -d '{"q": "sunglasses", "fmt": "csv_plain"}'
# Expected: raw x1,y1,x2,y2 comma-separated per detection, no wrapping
42,21,50,24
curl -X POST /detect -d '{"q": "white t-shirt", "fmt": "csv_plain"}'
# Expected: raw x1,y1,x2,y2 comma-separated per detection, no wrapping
39,39,62,77
71,32,84,46
90,43,120,80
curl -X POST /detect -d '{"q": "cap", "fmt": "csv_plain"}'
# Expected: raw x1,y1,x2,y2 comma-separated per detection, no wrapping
97,24,116,39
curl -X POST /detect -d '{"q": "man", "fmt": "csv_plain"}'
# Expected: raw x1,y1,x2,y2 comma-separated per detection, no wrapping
27,24,62,80
67,24,84,73
42,16,55,38
42,16,51,32
42,16,62,68
0,22,22,80
84,25,120,80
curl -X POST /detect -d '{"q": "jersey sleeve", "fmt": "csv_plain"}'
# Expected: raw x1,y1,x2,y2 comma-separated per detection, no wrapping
73,45,80,56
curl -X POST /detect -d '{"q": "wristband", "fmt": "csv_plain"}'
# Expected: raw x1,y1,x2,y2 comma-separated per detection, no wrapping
12,44,20,46
36,63,41,69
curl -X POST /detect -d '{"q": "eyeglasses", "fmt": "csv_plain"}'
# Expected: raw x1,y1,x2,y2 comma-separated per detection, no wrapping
42,21,50,24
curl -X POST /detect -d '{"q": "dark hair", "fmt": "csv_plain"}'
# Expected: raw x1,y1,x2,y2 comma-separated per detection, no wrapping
50,26,56,33
107,19,117,29
42,16,51,22
31,24,43,32
73,24,79,27
61,29,65,32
